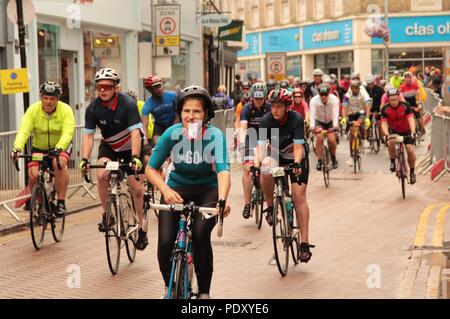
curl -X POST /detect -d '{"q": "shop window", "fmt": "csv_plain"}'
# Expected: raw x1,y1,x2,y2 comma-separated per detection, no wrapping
315,54,326,67
424,47,444,58
327,54,339,65
239,59,261,81
287,56,301,77
372,49,383,61
37,23,60,85
424,60,443,72
388,48,422,60
340,51,353,63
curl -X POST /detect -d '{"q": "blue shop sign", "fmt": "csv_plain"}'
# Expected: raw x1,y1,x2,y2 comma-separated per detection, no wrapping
303,20,353,50
238,32,260,57
372,15,450,44
261,27,301,53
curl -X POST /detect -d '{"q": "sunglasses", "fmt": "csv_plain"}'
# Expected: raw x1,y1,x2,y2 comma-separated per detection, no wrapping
96,84,115,91
294,95,303,99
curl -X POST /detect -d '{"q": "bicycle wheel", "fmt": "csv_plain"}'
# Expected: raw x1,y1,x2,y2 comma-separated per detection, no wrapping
272,196,289,276
173,254,188,299
51,196,65,243
29,184,46,251
399,153,406,199
256,187,264,230
105,199,121,275
123,194,137,263
290,209,300,265
252,185,264,230
323,146,330,188
150,186,161,218
373,124,381,153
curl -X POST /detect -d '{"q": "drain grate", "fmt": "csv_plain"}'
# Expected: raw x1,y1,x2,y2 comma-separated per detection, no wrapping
212,240,251,248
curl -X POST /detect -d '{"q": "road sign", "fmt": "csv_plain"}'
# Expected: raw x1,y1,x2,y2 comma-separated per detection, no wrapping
0,68,29,94
266,53,286,82
6,0,35,25
155,4,180,57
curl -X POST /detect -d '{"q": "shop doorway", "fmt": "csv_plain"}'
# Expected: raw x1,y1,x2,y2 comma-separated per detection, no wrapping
327,66,352,81
60,50,80,122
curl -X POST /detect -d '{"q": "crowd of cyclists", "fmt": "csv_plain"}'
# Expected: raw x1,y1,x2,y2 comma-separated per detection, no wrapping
9,64,430,298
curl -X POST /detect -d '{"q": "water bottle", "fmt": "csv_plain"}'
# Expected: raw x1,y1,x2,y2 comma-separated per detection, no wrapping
177,220,186,249
187,241,193,284
285,196,294,226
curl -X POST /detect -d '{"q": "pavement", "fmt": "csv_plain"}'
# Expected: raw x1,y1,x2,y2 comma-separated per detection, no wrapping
0,129,449,299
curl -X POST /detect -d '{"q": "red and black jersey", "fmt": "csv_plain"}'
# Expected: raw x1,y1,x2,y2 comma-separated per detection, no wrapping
380,102,414,134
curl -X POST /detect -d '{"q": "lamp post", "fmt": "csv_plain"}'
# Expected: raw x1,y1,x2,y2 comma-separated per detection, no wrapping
384,0,389,79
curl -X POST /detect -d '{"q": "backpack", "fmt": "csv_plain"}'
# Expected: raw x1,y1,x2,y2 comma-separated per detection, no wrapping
212,95,227,110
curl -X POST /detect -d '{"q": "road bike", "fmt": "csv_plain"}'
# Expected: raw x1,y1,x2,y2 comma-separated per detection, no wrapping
388,134,409,199
84,160,143,275
150,202,222,299
249,166,264,230
14,152,65,250
368,113,381,153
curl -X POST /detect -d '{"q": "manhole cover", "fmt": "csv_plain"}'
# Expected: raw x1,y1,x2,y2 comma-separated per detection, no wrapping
212,240,251,248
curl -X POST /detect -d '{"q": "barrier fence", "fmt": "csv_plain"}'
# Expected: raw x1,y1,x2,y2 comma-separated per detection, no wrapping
0,109,235,226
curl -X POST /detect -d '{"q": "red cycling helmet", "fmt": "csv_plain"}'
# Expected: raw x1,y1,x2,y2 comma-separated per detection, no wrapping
268,89,293,105
144,75,163,90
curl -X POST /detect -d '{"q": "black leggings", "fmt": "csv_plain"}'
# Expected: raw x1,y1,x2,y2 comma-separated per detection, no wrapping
158,187,218,294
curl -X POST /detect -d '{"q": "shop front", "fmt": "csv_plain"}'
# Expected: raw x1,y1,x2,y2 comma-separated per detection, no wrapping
371,15,450,76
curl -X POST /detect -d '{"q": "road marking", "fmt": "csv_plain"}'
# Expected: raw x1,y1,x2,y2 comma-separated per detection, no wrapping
414,204,439,248
431,205,450,247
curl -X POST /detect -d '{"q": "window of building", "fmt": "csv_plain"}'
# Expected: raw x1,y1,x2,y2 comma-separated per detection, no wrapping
287,55,302,77
296,0,307,22
37,23,60,85
252,0,260,28
238,59,261,81
281,0,290,25
314,0,324,20
171,40,189,90
266,0,275,27
237,1,245,21
332,0,343,17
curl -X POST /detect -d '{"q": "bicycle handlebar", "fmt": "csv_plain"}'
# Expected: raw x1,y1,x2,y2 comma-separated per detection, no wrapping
149,203,218,219
83,161,140,184
13,153,62,172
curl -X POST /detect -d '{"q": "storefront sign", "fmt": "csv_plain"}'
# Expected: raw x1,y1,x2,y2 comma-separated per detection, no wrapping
0,68,29,94
266,53,286,81
200,13,231,27
219,20,243,41
261,27,301,53
155,4,180,56
237,32,259,57
303,20,352,50
372,15,450,44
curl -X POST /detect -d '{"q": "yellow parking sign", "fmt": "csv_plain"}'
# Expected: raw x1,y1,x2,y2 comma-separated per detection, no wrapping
0,68,29,94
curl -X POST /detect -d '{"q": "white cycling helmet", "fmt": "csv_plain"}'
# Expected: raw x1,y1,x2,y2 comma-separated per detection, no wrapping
125,88,138,101
94,67,120,84
312,68,324,76
322,75,332,84
365,74,376,84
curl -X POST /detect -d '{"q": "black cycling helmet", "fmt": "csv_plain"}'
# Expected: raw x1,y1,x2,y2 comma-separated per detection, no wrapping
279,80,289,89
176,85,215,121
39,81,62,97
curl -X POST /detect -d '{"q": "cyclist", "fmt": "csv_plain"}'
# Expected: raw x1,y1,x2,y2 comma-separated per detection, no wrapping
365,74,384,137
79,68,148,250
234,81,252,151
141,75,177,145
305,68,323,102
240,82,271,219
309,84,340,170
145,85,231,299
341,80,372,165
279,79,290,91
267,78,277,93
290,88,309,126
380,88,417,184
125,88,155,148
400,71,425,138
11,81,75,217
255,89,314,263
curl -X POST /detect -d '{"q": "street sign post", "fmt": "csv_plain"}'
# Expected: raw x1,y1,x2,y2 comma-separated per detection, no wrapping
155,4,180,57
266,53,287,82
0,68,29,94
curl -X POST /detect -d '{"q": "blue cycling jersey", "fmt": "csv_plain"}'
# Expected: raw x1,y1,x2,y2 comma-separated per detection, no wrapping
142,91,177,127
148,123,230,188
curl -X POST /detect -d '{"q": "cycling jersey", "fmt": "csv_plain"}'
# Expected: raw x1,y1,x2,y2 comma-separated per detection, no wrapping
343,89,372,114
380,102,414,134
84,93,143,152
290,100,309,119
137,100,154,139
365,85,384,113
400,82,419,107
309,94,340,129
148,123,230,188
14,101,75,152
258,111,307,161
141,91,177,127
240,102,271,129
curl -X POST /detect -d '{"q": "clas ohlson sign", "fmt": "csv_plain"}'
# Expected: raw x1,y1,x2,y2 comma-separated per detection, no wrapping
372,15,450,44
303,20,353,50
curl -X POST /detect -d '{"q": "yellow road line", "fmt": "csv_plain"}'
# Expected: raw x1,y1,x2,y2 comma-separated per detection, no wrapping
431,205,450,247
414,204,439,247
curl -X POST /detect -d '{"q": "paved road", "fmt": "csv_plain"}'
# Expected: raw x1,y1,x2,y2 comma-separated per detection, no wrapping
0,132,449,299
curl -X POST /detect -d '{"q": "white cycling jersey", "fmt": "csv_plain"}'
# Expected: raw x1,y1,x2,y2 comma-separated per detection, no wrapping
309,94,340,129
